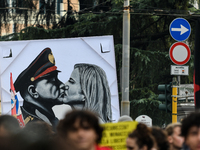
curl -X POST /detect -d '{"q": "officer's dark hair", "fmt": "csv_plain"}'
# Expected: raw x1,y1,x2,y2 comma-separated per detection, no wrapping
128,123,154,150
17,79,38,99
181,112,200,138
57,110,103,143
18,83,30,99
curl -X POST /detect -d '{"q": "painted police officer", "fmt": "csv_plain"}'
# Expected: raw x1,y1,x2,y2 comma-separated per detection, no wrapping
14,48,67,129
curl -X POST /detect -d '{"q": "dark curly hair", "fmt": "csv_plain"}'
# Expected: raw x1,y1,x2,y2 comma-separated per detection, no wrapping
57,110,103,143
151,126,169,150
128,123,154,150
181,112,200,138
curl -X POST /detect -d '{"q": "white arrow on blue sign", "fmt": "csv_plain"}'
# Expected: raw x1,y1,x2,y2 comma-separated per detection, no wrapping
169,18,191,41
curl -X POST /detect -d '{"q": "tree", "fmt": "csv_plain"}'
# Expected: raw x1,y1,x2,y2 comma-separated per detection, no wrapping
0,0,198,126
0,0,79,35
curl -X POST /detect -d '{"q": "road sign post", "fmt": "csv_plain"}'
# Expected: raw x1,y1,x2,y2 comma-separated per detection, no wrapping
172,78,178,123
169,42,191,65
171,65,189,76
169,18,191,41
169,18,191,123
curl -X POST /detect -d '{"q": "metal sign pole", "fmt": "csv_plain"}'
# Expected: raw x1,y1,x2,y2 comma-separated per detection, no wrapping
121,0,130,116
172,77,178,123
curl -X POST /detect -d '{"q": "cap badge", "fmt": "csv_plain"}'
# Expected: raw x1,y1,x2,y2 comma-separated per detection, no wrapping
30,77,35,82
48,53,55,64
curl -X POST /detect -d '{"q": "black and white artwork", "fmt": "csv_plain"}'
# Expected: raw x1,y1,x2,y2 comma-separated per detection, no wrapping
65,63,112,123
0,36,119,127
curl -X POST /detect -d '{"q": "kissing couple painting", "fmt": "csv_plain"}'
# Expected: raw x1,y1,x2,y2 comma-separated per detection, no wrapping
13,47,112,129
0,36,119,128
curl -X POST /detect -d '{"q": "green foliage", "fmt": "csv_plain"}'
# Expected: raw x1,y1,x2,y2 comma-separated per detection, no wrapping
130,91,171,127
129,47,172,90
0,0,197,126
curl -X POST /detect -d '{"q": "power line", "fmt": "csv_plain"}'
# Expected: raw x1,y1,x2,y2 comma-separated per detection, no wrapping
0,0,199,25
4,0,199,14
0,7,199,16
0,0,199,16
1,10,200,22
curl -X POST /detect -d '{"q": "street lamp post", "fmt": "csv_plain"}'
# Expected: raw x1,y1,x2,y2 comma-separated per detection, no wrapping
121,0,130,116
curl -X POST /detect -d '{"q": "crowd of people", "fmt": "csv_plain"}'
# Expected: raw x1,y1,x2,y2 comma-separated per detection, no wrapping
125,111,200,150
0,110,199,150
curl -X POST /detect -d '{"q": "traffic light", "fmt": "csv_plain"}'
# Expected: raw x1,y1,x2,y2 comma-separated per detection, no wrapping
158,82,172,112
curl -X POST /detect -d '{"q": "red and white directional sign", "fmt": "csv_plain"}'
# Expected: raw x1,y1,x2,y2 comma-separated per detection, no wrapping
169,42,191,65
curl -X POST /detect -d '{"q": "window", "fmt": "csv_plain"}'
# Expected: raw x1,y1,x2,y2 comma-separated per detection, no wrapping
39,0,46,14
13,0,23,13
56,0,62,14
39,0,56,14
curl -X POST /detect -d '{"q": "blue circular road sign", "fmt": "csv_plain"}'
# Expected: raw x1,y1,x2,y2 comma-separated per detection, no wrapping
169,18,191,41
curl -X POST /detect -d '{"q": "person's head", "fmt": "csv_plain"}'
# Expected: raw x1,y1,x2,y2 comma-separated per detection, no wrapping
57,110,103,150
14,48,66,106
118,115,133,122
165,123,184,150
23,121,54,140
181,112,200,150
27,71,65,104
0,115,20,137
65,63,112,122
151,126,169,150
126,123,154,150
12,121,56,150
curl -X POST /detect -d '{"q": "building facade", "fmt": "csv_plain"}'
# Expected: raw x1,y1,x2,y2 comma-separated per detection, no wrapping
1,0,80,36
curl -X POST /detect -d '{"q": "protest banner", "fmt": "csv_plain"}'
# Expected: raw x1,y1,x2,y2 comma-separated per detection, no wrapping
100,121,138,150
0,36,119,126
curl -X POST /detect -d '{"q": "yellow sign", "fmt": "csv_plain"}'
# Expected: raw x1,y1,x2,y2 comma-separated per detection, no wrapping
100,121,138,150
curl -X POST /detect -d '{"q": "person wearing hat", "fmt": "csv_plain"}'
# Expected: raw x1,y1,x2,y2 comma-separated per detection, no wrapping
14,47,67,129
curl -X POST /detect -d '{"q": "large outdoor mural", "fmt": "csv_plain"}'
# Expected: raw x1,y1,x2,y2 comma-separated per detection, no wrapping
0,36,119,128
